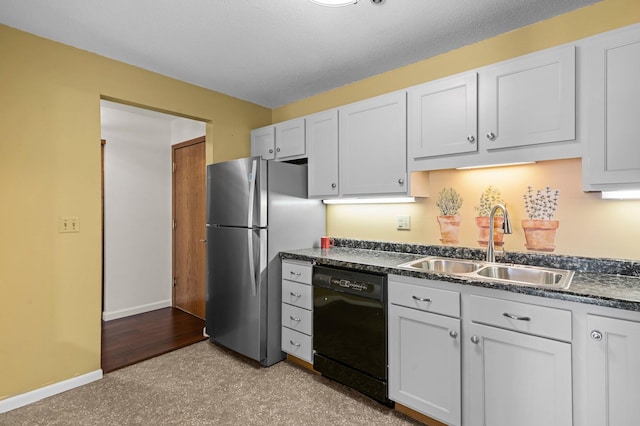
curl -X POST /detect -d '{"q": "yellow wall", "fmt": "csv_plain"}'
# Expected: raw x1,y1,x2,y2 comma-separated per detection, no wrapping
0,24,270,400
272,0,640,261
328,159,640,260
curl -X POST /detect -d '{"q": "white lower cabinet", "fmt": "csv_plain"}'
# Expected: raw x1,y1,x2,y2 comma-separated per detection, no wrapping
281,260,313,363
464,294,572,426
586,314,640,426
388,276,461,426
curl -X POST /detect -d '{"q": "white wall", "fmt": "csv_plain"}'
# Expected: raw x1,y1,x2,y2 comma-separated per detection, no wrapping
101,101,175,320
171,117,206,144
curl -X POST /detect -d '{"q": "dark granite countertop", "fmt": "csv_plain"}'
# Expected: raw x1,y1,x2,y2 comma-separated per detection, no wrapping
280,240,640,313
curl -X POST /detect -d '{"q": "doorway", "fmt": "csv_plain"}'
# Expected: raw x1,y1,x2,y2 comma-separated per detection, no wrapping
172,136,206,318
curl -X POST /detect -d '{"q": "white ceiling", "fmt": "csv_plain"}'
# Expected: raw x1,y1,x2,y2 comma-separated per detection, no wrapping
0,0,600,108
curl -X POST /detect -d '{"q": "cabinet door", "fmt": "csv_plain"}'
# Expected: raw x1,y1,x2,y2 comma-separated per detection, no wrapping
389,304,461,426
339,91,408,196
583,26,640,188
275,117,306,160
479,45,575,150
586,314,640,426
465,322,572,426
307,109,339,198
408,72,478,159
250,125,275,160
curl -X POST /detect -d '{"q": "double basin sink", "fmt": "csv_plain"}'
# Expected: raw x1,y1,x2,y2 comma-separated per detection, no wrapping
398,257,574,290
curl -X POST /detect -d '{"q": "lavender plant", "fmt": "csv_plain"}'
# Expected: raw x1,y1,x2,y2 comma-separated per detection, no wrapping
523,186,560,220
475,186,504,217
436,187,463,216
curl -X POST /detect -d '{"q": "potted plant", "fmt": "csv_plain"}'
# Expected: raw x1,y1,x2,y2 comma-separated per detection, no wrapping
522,186,560,252
474,185,505,248
436,187,463,244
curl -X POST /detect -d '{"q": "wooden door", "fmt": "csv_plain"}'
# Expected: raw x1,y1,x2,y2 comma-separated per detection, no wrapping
173,137,206,318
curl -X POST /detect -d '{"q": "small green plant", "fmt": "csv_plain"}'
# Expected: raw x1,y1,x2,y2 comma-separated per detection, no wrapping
523,186,560,220
475,186,504,217
436,187,463,216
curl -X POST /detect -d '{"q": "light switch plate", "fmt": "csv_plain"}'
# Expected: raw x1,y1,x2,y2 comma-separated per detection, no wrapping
58,217,80,233
396,215,410,230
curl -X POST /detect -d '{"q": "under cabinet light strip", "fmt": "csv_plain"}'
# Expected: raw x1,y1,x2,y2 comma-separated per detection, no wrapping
601,190,640,200
456,161,535,170
309,0,358,7
323,197,416,205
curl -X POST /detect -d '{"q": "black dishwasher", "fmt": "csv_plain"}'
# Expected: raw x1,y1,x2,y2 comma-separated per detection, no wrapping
312,266,391,406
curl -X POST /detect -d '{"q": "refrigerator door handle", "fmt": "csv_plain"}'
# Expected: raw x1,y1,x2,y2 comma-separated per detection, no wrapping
247,229,257,297
247,159,257,228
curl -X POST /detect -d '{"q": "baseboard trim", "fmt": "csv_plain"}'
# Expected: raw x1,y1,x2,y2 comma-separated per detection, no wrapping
0,369,103,413
102,299,172,321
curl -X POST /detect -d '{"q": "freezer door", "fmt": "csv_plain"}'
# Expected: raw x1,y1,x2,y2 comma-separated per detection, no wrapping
206,157,267,228
206,225,267,363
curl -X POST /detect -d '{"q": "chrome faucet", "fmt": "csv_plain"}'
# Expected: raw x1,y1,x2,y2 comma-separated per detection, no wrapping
486,204,513,263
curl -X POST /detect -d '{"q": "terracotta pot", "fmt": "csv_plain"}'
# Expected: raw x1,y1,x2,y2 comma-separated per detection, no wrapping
437,215,461,244
475,216,504,248
522,219,560,252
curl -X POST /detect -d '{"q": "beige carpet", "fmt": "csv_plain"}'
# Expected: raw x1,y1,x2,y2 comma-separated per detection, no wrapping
0,341,422,425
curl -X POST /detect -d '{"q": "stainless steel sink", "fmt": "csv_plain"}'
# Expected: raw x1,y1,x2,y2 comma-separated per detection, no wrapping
398,256,574,289
475,265,574,289
399,257,483,274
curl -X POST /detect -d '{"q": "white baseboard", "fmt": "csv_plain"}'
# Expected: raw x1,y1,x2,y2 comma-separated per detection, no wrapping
102,299,172,321
0,369,103,413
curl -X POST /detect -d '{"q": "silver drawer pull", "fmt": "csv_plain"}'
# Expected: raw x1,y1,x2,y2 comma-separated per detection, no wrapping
412,295,432,302
289,271,302,277
290,315,301,322
503,312,531,321
289,340,301,347
290,292,301,297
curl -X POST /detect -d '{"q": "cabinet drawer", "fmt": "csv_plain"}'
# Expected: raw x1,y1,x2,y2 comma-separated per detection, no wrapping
282,260,312,285
282,303,312,335
281,327,313,363
389,280,460,318
282,280,312,310
469,294,571,341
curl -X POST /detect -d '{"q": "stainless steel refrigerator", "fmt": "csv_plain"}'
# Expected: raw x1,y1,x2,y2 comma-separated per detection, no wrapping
205,157,325,366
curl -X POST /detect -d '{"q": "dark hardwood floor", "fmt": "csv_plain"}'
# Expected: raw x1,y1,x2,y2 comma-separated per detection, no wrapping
101,307,207,373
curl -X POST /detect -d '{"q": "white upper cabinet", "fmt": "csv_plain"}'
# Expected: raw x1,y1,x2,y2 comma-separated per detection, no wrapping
250,118,306,162
479,44,575,150
250,125,275,160
582,24,640,191
307,109,339,198
339,91,408,197
408,72,478,159
409,44,579,171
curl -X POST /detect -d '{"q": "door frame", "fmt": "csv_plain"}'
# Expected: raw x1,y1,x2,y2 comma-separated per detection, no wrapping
171,136,206,312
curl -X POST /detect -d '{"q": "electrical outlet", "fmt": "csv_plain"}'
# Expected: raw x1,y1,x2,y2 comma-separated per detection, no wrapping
58,217,80,233
396,215,411,230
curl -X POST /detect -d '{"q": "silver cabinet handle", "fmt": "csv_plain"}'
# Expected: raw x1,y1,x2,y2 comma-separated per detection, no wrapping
290,315,301,322
276,147,281,152
199,239,206,243
503,312,531,321
470,335,480,344
268,149,274,153
449,330,458,339
591,330,603,341
289,271,302,277
289,340,301,347
412,295,431,302
486,132,496,140
398,178,405,185
467,135,475,143
331,183,337,189
290,292,301,297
